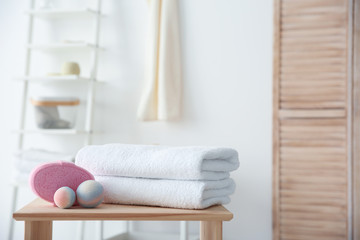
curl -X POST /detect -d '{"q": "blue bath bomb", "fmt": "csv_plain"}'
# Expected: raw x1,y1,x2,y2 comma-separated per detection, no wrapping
76,180,104,208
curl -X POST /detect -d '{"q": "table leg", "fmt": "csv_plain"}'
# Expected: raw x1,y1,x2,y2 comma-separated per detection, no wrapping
200,221,222,240
180,221,188,240
8,185,18,240
24,221,52,240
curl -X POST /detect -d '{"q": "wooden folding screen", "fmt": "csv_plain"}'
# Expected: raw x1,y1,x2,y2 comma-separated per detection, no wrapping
273,0,350,239
353,1,360,239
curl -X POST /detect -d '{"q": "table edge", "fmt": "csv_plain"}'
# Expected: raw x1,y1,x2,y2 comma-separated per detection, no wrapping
13,199,234,222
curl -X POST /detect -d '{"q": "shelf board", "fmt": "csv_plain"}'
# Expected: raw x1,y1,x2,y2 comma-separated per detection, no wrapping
27,42,101,50
106,231,199,240
13,76,105,83
25,8,100,18
14,129,90,135
14,75,92,82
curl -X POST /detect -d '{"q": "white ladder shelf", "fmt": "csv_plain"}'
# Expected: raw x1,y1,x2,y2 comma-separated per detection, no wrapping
9,1,193,240
9,0,102,239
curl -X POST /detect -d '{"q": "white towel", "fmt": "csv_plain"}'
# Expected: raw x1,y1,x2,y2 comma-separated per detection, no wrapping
12,171,30,185
137,0,182,121
75,144,239,180
96,176,235,209
14,149,74,173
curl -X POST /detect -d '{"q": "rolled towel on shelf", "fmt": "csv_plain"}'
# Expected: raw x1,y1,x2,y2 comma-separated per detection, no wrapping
14,149,74,173
95,176,236,209
12,171,31,184
76,144,239,180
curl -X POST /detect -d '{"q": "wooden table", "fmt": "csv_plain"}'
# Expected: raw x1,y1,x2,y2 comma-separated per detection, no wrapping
13,198,233,240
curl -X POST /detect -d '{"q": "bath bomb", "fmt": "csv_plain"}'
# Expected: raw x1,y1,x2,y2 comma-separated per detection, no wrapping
76,180,104,208
54,187,76,209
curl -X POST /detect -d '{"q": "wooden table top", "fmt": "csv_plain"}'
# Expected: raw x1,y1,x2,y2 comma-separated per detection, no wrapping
13,198,233,222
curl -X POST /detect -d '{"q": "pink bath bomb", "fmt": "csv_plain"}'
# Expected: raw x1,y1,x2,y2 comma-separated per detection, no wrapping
54,187,76,209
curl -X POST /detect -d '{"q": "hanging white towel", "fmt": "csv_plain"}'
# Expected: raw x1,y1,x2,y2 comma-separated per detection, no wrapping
96,176,235,209
75,143,239,181
137,0,182,121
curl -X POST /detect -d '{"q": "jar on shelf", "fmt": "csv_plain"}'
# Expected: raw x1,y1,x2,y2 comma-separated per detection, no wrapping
30,97,80,129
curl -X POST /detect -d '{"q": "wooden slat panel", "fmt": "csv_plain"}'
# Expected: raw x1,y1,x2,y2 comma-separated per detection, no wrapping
280,72,346,81
281,131,346,140
280,175,347,184
280,233,346,240
280,189,347,199
281,197,347,207
281,161,346,169
281,50,346,59
281,204,346,216
281,124,345,130
280,96,346,102
282,14,346,23
281,20,346,31
280,211,347,221
280,80,345,88
280,226,346,236
282,0,345,8
281,146,346,154
282,61,346,68
281,42,346,51
277,118,348,239
282,6,347,17
281,182,347,192
273,0,349,239
280,219,346,229
281,87,345,95
280,219,347,239
279,109,346,118
281,155,346,162
282,35,345,43
280,168,347,177
273,0,281,238
280,102,345,109
280,228,346,239
280,139,345,148
281,28,346,38
353,0,360,239
280,118,346,125
279,0,347,111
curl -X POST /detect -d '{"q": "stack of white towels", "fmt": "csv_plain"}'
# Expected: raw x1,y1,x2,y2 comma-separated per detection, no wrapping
75,144,240,209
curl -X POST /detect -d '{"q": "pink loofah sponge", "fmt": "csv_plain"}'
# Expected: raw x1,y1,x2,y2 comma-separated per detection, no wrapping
30,161,94,203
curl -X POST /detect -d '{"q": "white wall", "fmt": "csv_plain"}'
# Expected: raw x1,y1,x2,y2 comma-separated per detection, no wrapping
0,0,273,239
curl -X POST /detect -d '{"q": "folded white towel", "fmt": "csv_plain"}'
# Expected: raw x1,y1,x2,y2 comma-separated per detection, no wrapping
96,176,235,209
12,170,30,185
76,144,239,180
14,149,74,173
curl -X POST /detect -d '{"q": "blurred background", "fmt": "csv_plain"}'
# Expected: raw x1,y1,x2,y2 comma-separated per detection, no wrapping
0,0,272,239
